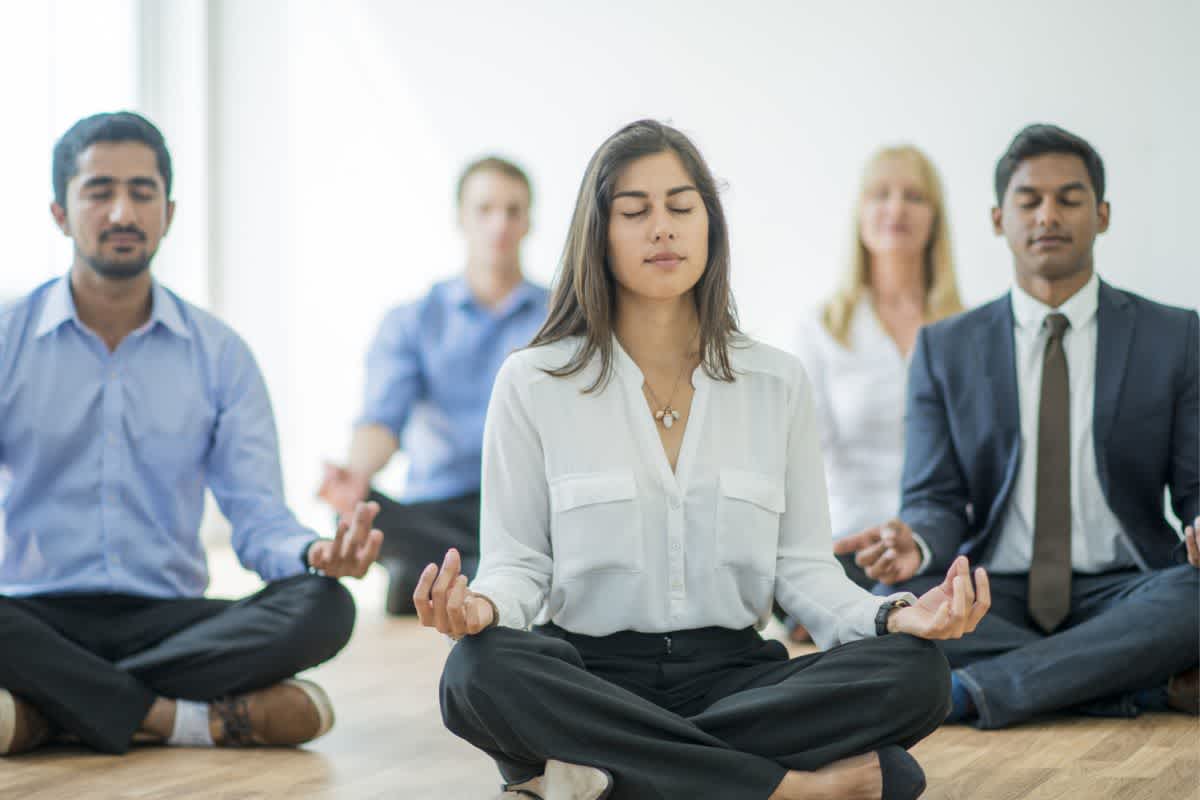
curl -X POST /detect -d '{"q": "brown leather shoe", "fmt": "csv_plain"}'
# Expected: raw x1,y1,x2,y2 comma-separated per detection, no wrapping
211,679,334,746
1167,667,1199,715
0,689,53,755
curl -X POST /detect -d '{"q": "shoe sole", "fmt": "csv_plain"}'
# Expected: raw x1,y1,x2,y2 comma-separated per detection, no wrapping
0,690,14,754
283,679,335,740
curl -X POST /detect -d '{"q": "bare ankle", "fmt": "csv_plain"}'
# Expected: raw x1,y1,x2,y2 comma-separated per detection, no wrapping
138,697,175,741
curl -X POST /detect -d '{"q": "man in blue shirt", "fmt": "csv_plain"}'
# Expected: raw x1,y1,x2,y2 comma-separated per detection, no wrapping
319,157,548,614
0,112,382,756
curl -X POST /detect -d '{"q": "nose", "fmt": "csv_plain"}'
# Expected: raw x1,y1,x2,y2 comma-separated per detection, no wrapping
651,209,676,242
108,190,136,225
1035,198,1062,229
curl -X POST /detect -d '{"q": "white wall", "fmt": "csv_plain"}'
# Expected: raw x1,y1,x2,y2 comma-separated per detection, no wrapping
207,0,1199,527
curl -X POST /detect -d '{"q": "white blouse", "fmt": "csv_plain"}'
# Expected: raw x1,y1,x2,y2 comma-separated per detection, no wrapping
469,335,914,650
793,301,909,541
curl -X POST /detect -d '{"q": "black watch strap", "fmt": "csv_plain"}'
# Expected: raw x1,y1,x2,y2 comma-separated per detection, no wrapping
875,599,911,636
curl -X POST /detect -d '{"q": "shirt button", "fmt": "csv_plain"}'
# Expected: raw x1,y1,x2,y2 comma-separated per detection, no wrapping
669,496,681,509
671,581,683,591
670,541,681,552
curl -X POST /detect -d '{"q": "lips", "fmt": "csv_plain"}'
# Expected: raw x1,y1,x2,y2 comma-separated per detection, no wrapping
1032,235,1070,245
646,252,684,266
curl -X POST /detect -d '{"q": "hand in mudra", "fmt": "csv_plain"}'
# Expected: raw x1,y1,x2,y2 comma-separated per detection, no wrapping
413,548,495,638
888,556,991,640
834,519,922,585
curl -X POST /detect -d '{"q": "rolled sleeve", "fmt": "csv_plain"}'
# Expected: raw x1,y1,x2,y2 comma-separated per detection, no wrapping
359,305,423,438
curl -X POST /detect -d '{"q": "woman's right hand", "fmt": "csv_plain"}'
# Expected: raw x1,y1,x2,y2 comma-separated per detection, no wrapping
413,548,496,638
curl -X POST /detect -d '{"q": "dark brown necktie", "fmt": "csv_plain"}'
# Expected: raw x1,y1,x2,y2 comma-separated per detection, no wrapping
1028,313,1072,633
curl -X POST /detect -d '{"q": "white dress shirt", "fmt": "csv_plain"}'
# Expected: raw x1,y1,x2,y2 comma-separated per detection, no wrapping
794,301,909,541
470,336,915,650
987,274,1135,573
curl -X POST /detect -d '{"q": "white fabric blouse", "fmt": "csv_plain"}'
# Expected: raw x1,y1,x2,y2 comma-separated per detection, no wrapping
469,335,914,650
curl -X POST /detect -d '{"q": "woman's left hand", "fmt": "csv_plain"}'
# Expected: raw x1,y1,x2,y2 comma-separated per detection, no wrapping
888,556,990,640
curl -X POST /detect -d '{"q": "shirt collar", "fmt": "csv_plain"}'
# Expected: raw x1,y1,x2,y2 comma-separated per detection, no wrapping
1011,271,1100,333
34,276,190,340
449,275,540,316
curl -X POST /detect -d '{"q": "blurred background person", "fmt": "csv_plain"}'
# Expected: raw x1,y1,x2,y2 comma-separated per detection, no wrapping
787,146,964,640
318,157,549,615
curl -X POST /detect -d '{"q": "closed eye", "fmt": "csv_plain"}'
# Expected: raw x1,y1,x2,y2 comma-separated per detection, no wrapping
669,207,694,214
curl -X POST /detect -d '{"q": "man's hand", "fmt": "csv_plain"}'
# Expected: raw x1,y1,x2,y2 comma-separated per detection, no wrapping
888,556,991,640
413,548,495,638
1187,517,1200,568
317,462,371,516
306,501,384,579
833,519,922,584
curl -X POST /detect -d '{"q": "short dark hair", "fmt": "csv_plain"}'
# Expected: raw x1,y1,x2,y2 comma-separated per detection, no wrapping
455,156,532,208
52,111,173,207
994,124,1105,206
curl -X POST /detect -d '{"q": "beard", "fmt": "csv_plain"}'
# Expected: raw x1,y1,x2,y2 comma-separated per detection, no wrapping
78,245,155,280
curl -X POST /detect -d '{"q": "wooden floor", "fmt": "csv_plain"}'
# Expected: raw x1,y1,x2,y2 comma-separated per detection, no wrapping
2,554,1197,799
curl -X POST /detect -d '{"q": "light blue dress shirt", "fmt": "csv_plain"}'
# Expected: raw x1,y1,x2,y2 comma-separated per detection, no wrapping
359,276,549,503
0,277,317,598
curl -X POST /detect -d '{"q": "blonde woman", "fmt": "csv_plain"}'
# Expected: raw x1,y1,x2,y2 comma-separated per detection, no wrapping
796,147,964,597
413,122,989,800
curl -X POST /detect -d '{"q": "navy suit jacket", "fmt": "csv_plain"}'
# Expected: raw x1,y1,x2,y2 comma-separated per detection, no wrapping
900,280,1198,573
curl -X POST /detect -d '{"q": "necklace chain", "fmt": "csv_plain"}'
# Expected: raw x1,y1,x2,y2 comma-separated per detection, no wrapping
644,359,690,430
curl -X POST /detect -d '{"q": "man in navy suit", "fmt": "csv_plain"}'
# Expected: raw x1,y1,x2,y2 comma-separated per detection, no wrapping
837,124,1199,729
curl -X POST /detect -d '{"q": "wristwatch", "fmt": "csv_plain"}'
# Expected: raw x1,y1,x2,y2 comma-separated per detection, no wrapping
875,598,911,636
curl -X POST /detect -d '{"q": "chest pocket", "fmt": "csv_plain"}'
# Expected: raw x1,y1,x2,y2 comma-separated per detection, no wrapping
549,470,642,581
716,469,785,576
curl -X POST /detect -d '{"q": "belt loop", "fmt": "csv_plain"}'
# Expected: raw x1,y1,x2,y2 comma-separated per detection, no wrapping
663,634,672,656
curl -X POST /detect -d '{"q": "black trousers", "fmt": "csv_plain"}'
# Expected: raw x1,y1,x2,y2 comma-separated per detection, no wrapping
0,574,356,754
369,489,480,610
440,624,951,800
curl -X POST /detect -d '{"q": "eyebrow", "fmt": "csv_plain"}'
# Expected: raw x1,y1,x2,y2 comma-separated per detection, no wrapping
1013,181,1088,195
79,176,161,191
612,185,699,201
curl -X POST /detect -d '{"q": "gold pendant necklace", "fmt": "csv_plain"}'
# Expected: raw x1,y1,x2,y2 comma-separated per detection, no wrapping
644,361,689,430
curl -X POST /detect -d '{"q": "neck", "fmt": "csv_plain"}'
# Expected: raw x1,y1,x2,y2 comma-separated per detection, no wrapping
1016,262,1094,308
69,262,154,350
613,291,700,373
465,257,523,308
868,253,926,312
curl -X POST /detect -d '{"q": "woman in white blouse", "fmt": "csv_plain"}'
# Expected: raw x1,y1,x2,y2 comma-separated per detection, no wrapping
414,122,989,800
798,146,965,593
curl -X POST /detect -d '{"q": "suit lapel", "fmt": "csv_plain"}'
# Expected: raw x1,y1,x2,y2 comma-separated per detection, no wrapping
1094,281,1135,447
981,294,1020,438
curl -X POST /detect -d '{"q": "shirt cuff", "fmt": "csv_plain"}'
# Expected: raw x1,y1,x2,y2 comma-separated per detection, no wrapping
469,586,524,630
911,531,933,575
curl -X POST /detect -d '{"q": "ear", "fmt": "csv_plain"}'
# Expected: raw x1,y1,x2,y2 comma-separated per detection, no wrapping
990,206,1003,236
163,199,177,236
1096,200,1110,234
50,201,70,236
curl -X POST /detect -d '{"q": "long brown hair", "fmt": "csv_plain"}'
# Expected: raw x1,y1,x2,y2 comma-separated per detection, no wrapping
529,120,740,391
823,145,964,347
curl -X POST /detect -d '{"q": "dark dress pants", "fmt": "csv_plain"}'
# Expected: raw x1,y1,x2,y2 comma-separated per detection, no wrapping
368,489,480,613
0,574,356,754
441,624,951,800
881,564,1199,728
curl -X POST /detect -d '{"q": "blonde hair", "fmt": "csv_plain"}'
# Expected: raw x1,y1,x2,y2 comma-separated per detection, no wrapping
822,145,964,347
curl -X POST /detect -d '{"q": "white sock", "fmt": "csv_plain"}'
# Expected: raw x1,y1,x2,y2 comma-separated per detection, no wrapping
166,699,214,747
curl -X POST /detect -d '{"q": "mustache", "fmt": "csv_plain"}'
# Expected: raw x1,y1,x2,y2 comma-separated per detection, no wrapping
100,226,147,243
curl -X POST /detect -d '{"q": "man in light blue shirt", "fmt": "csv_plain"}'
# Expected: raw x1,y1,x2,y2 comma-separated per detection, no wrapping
320,157,548,614
0,112,382,757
